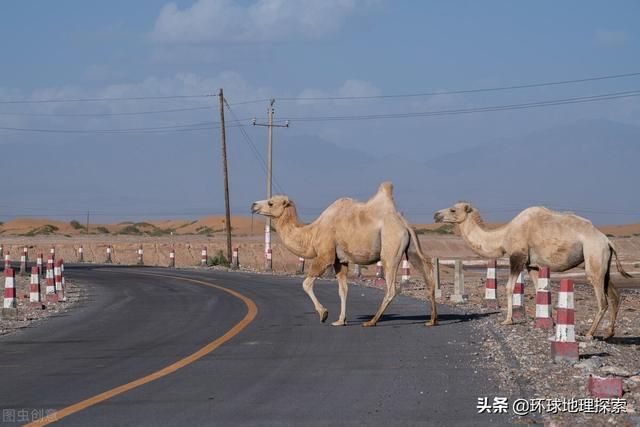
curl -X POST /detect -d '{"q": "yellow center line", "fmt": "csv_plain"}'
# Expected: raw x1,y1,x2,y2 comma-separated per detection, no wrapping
25,271,258,426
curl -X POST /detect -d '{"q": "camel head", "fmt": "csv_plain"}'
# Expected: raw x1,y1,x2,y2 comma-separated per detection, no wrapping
251,195,294,218
433,202,474,224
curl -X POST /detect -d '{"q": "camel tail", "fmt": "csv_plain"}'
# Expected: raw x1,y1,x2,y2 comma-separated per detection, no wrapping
610,245,632,279
400,215,432,268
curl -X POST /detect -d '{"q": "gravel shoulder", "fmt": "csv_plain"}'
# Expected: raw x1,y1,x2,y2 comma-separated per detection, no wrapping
0,271,83,337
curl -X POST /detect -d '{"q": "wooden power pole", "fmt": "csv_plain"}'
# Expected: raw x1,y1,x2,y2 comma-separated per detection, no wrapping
252,100,289,271
218,88,233,263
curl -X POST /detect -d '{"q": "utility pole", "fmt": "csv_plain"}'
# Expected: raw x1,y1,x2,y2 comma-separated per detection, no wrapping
86,211,90,235
252,99,289,271
219,88,233,263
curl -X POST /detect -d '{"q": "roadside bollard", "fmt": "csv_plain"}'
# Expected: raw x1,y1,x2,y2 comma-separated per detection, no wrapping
433,258,442,299
296,256,305,275
55,259,65,302
0,244,3,260
30,266,42,306
374,261,385,286
37,253,43,278
50,246,55,261
137,245,144,266
450,260,468,303
20,247,28,275
551,279,579,362
484,259,499,309
45,262,57,303
353,264,362,279
512,272,526,320
400,254,410,284
232,247,239,270
169,249,175,268
535,267,554,329
201,247,208,266
4,252,10,270
78,245,84,263
47,253,54,276
106,245,113,263
265,248,272,272
3,268,16,309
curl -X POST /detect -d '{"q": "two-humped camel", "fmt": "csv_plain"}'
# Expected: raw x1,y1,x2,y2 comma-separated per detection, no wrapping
434,202,631,339
251,182,437,327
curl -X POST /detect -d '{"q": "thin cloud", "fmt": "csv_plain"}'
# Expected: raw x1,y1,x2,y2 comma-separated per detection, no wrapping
150,0,378,43
594,29,630,47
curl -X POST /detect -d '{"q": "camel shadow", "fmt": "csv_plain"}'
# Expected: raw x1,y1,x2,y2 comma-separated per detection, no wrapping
355,312,494,326
602,336,640,346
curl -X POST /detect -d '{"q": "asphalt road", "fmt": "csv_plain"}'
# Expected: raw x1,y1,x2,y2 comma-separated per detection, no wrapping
0,266,509,426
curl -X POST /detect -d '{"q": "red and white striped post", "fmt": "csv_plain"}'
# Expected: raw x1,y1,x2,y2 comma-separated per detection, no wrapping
106,245,113,263
265,248,272,272
535,267,554,329
60,259,66,302
47,253,54,277
374,261,385,286
137,245,144,266
231,247,239,270
78,245,84,262
30,266,42,306
512,272,526,320
551,278,579,362
400,254,411,284
20,246,28,275
36,253,43,278
50,246,55,261
484,259,499,309
353,264,362,279
296,256,305,275
169,249,175,268
45,260,57,303
201,247,208,266
4,252,10,270
3,268,16,309
54,259,65,302
264,223,272,272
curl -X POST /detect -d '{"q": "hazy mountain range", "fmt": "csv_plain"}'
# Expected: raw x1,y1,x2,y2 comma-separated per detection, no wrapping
1,118,638,225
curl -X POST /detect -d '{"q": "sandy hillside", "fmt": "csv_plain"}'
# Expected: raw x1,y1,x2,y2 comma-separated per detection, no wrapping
1,216,639,237
0,216,265,236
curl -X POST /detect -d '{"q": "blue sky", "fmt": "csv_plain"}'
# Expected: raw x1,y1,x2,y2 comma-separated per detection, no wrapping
1,1,639,224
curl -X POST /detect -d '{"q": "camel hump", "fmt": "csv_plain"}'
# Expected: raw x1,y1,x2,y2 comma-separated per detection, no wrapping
378,181,394,197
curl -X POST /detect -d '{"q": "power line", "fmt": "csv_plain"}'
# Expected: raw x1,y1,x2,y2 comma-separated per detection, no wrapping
224,100,286,194
0,105,213,117
0,120,250,134
276,89,640,123
229,71,640,104
0,93,214,105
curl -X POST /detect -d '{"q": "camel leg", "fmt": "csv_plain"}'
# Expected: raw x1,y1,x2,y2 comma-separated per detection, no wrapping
362,231,407,327
407,248,437,327
585,252,609,339
332,261,349,326
603,280,620,340
502,253,527,325
302,258,333,323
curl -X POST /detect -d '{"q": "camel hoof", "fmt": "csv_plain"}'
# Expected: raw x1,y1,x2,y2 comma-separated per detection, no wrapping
603,330,615,341
584,334,594,341
331,320,346,326
500,319,513,326
425,320,438,327
319,310,328,323
361,321,376,328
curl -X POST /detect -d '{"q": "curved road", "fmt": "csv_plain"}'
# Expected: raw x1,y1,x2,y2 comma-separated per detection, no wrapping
0,266,507,426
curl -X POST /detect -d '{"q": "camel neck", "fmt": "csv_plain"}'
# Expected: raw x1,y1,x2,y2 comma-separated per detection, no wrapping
274,206,314,257
458,211,507,258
